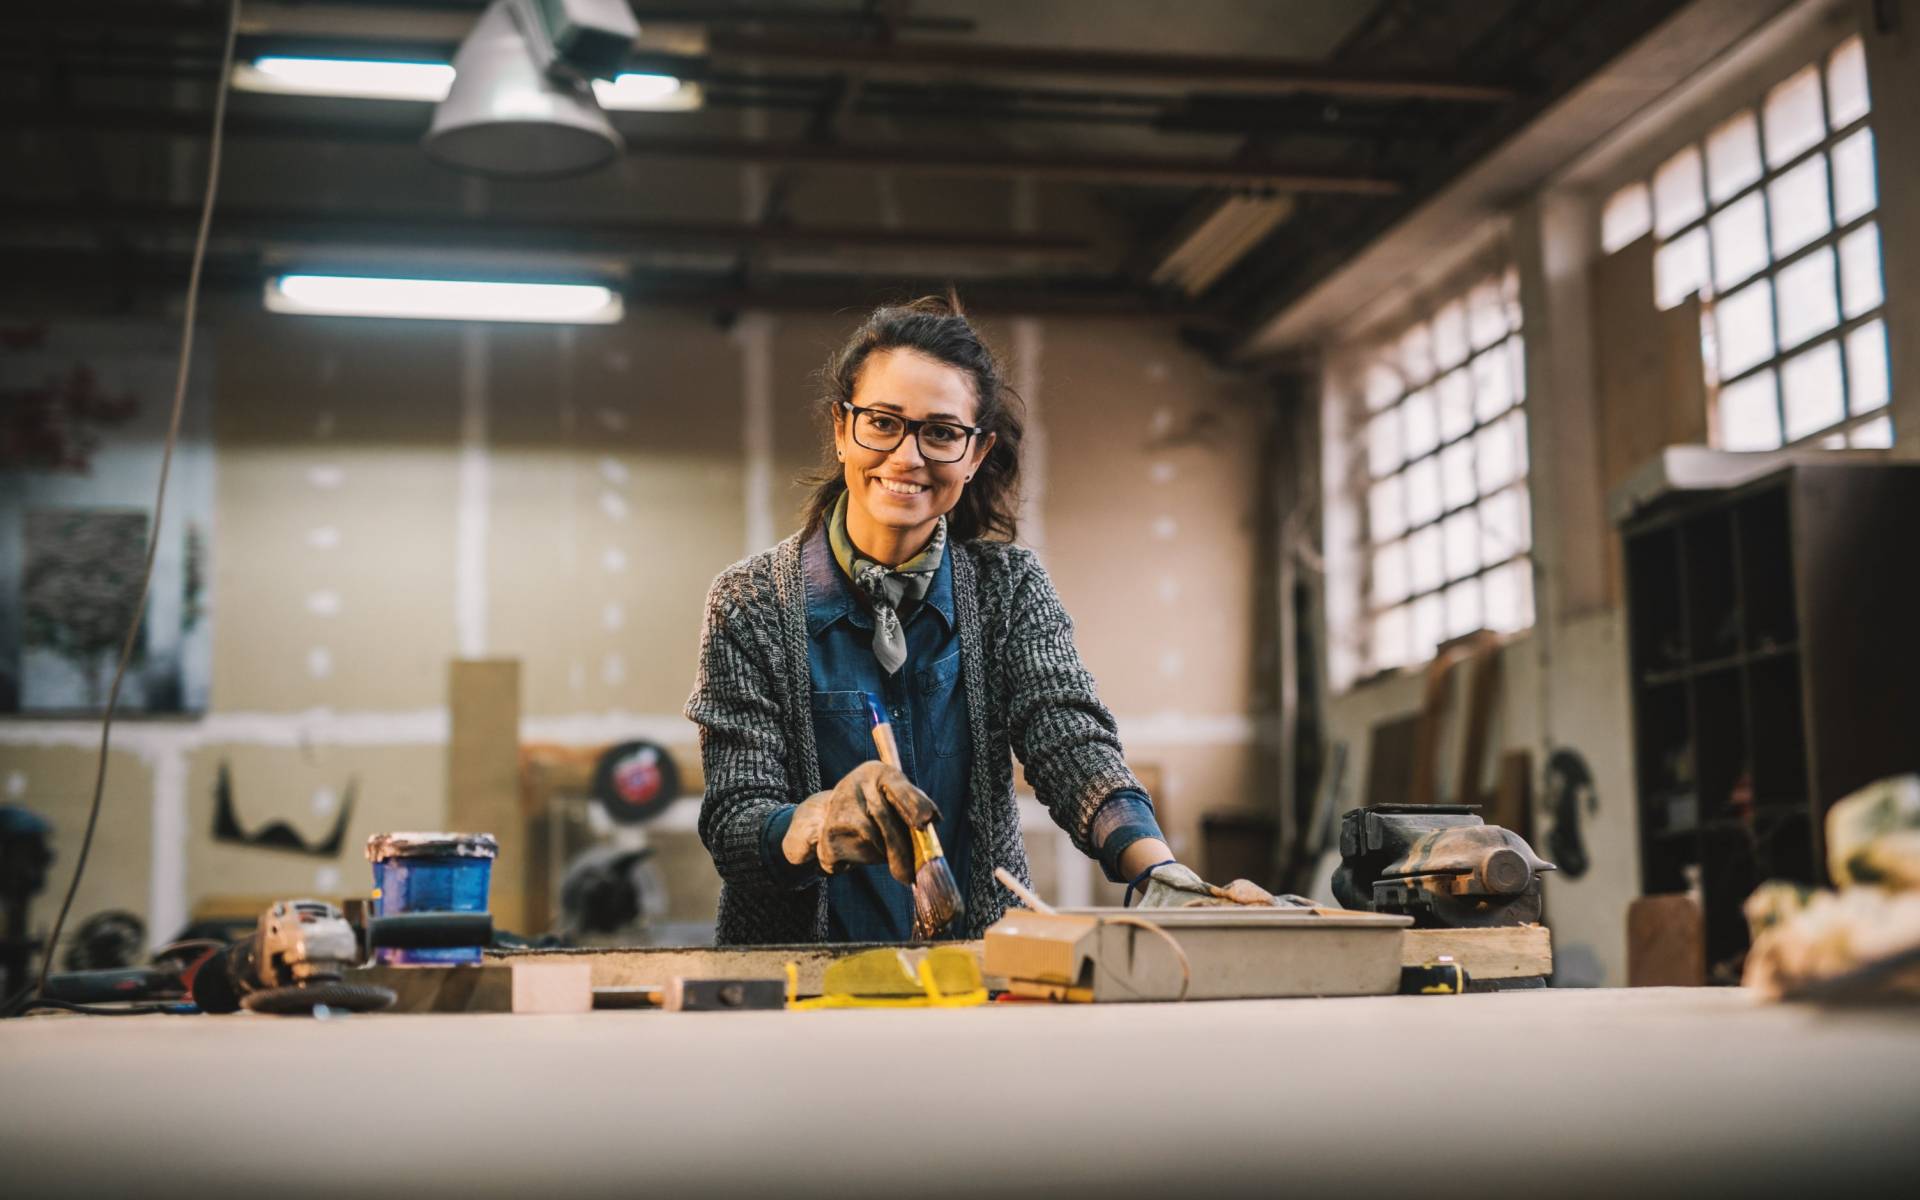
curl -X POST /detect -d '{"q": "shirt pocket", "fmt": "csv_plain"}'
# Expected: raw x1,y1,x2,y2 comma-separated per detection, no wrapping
809,690,873,782
917,649,970,759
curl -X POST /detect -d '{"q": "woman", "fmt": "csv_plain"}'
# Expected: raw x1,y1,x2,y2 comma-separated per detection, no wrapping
687,295,1272,944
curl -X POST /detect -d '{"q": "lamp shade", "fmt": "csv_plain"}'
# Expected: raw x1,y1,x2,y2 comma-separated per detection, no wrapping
423,0,622,180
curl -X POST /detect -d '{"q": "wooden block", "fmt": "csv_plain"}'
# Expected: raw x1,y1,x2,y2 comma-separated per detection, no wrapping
449,660,525,935
1628,894,1705,987
493,942,998,997
1402,924,1553,981
349,965,512,1013
511,962,594,1014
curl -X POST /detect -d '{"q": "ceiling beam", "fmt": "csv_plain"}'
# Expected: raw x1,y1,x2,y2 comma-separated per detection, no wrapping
0,201,1098,259
20,105,1404,194
700,32,1521,102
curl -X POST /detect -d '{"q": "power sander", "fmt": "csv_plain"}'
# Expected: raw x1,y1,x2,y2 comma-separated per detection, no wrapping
1333,804,1555,928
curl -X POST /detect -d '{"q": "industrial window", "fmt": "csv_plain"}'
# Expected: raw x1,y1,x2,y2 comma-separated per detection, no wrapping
1336,269,1535,682
1600,35,1890,450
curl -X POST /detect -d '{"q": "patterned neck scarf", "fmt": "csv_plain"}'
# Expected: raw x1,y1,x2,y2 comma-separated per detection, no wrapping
826,489,946,676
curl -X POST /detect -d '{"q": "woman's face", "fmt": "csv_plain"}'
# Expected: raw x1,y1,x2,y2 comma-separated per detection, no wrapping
834,348,997,548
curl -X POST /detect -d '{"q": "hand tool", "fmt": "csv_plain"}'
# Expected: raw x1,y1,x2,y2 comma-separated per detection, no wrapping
865,693,963,939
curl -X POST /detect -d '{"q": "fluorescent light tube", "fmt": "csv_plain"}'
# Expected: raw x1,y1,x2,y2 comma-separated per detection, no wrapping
265,275,624,324
593,72,703,111
235,57,457,101
234,58,699,111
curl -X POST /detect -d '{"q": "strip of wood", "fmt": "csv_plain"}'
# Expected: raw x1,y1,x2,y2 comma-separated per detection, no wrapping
1403,924,1552,979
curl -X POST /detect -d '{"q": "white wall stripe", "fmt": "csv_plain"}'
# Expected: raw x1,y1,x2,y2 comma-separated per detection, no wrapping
148,747,188,949
456,324,490,657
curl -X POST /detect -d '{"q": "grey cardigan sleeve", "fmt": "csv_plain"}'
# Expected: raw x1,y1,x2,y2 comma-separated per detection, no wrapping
1000,552,1144,856
685,595,802,889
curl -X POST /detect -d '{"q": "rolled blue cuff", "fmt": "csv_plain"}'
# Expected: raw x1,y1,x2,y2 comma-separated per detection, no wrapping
1091,788,1165,883
760,805,823,890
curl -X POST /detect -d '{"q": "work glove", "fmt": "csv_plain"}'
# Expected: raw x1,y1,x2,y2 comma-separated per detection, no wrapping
782,760,939,886
1129,862,1316,909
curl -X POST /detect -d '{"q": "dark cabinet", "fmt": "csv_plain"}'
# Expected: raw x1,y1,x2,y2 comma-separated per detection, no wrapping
1620,463,1920,980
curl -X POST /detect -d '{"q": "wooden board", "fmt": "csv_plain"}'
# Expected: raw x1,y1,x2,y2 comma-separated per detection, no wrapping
1402,924,1552,980
448,660,525,934
1590,233,1708,604
1627,894,1705,987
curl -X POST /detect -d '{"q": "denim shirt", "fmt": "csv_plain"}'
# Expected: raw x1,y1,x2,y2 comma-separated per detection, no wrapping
762,525,1163,942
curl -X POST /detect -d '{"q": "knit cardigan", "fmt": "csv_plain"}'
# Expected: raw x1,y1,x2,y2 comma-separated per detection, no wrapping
686,530,1142,944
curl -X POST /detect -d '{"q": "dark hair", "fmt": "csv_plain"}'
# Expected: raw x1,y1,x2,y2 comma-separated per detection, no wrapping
801,293,1025,543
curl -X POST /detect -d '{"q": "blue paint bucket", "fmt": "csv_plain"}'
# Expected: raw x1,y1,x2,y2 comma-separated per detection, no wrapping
365,831,497,965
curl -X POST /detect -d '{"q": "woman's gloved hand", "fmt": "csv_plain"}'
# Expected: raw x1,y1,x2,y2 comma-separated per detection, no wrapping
1129,862,1315,909
782,760,939,885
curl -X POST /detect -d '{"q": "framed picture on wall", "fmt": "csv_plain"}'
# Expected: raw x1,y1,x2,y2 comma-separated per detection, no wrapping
0,321,214,715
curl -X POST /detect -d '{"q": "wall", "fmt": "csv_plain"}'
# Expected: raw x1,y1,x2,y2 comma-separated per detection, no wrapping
0,294,1275,951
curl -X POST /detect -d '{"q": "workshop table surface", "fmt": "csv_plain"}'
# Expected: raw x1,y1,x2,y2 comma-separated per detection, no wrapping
4,987,1918,1198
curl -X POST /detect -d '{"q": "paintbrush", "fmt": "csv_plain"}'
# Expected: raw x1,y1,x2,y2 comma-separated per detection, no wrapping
865,694,964,940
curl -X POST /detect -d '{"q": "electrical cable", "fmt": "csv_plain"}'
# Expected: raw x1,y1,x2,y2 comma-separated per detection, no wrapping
1,0,241,1020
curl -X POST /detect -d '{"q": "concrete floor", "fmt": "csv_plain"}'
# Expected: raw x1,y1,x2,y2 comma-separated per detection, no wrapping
4,988,1918,1198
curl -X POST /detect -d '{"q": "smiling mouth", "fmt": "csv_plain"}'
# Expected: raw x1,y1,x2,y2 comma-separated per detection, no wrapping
872,477,929,496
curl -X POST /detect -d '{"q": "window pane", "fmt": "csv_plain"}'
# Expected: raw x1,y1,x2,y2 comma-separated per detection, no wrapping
1468,280,1507,350
1366,407,1404,477
1850,415,1893,449
1719,369,1782,450
1846,319,1889,413
1776,248,1839,349
1364,362,1404,411
1475,413,1522,493
1653,146,1707,237
1767,153,1832,257
1436,368,1473,441
1398,323,1436,386
1655,227,1710,309
1442,509,1481,579
1716,277,1776,378
1501,267,1522,332
1471,344,1515,422
1372,606,1410,672
1763,64,1826,167
1405,456,1442,527
1832,127,1878,225
1705,110,1764,203
1839,222,1884,318
1408,525,1444,594
1433,301,1469,370
1403,388,1439,460
1369,474,1407,541
1709,191,1769,291
1507,336,1527,401
1411,594,1445,662
1372,541,1409,607
1440,440,1476,511
1483,558,1534,634
1827,36,1871,128
1445,577,1483,639
1781,340,1845,442
1480,486,1531,562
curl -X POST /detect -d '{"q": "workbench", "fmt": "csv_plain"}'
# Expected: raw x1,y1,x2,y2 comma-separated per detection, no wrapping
5,988,1917,1197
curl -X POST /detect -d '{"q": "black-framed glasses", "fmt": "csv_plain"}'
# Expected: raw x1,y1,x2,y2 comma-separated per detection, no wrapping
840,401,982,464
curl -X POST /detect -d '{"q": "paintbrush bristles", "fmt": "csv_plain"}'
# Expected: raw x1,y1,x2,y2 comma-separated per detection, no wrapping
913,854,964,941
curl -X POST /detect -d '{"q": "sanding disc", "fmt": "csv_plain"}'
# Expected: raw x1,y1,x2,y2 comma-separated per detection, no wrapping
241,982,396,1015
591,740,679,825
